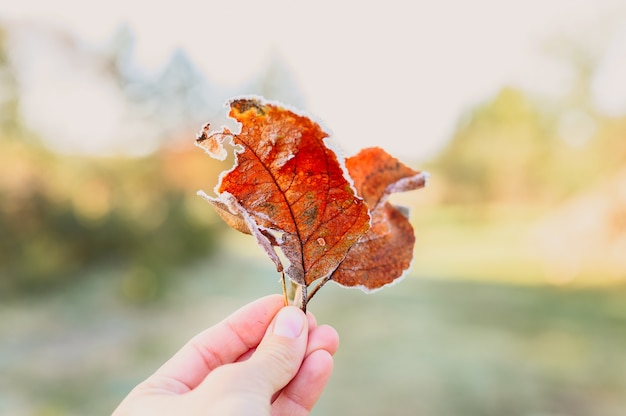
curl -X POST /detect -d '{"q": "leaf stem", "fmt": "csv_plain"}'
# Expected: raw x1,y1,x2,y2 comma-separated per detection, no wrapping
300,284,307,313
307,274,332,302
290,283,308,312
280,271,288,306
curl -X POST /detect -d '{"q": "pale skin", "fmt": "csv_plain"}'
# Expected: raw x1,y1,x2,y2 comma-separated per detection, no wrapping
113,295,339,415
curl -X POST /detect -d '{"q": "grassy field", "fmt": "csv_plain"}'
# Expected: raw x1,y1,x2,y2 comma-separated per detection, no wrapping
2,243,626,416
405,201,553,286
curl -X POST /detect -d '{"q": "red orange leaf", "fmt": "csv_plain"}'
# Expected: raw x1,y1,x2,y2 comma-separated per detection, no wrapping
196,97,370,286
331,147,429,291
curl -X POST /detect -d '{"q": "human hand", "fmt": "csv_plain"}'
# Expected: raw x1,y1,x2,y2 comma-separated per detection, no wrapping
113,294,339,415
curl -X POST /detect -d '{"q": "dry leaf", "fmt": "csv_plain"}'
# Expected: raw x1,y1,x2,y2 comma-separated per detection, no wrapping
196,98,370,287
331,147,429,291
196,97,428,309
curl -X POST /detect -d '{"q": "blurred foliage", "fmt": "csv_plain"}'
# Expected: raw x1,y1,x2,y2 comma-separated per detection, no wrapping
0,23,228,299
0,139,223,298
432,88,554,204
421,62,626,284
0,26,21,137
430,86,626,206
1,19,625,297
399,43,626,287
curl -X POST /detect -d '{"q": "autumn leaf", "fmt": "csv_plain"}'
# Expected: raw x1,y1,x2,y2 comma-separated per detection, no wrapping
196,97,429,310
329,147,429,291
196,97,371,289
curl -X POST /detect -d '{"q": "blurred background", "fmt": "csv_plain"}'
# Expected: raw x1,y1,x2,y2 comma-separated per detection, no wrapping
2,1,626,415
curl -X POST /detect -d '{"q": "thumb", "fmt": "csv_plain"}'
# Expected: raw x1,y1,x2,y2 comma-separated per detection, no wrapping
187,306,309,414
244,306,309,395
197,305,309,405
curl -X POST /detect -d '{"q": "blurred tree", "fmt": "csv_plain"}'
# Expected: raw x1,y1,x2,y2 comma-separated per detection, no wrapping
431,25,626,207
432,63,626,207
246,52,307,109
153,48,212,133
0,25,25,140
0,22,221,298
103,23,137,88
547,31,626,194
0,148,220,299
431,87,556,205
102,26,217,146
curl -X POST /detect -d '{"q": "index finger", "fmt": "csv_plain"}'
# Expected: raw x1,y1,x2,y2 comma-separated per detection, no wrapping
144,294,285,394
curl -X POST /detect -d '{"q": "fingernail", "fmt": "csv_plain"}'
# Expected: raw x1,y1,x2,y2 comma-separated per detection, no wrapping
273,307,305,339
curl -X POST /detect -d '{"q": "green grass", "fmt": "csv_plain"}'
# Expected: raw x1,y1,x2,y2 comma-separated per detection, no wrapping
408,203,554,285
2,246,626,415
314,279,626,415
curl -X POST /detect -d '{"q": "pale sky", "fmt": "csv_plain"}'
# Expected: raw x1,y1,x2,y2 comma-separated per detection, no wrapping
3,0,626,160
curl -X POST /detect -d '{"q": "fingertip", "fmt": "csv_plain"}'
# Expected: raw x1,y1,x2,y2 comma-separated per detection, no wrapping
272,306,307,339
305,324,339,359
320,324,339,349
